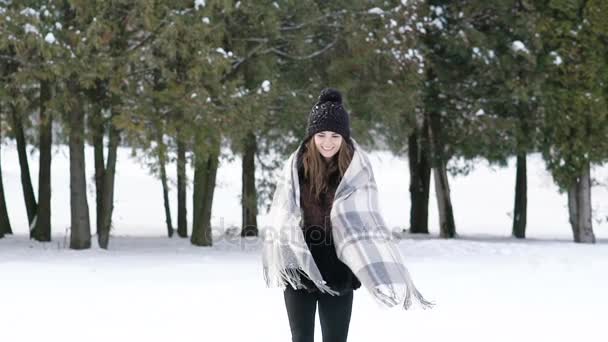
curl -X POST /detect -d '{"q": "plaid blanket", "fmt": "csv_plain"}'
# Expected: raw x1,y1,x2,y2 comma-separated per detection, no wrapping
262,141,433,309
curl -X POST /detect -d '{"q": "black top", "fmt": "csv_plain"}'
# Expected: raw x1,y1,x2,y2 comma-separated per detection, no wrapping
292,152,361,295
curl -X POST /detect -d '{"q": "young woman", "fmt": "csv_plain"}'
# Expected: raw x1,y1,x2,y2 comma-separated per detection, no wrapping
263,88,432,342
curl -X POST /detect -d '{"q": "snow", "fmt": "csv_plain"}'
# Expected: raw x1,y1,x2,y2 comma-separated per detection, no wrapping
24,23,39,35
472,47,481,58
232,87,248,98
20,8,38,17
194,0,205,10
416,21,426,34
405,48,423,62
261,80,271,93
398,25,412,34
431,18,444,30
1,233,606,342
475,108,485,116
44,32,56,44
1,144,607,341
215,47,233,58
511,40,530,54
550,51,563,65
368,7,384,15
432,6,444,16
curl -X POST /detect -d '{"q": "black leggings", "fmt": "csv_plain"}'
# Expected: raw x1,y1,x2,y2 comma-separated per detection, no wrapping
283,286,354,342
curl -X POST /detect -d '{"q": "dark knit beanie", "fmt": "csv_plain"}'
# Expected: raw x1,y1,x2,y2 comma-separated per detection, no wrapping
304,88,351,143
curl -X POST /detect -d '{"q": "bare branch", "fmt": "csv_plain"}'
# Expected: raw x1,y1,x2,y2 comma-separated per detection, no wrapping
267,36,338,60
127,20,169,54
280,11,344,31
221,41,268,82
231,38,271,43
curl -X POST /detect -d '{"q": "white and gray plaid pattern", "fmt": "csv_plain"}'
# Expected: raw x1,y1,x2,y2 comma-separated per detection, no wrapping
262,141,433,309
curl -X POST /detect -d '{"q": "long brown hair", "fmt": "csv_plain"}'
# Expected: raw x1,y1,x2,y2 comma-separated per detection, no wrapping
302,138,353,202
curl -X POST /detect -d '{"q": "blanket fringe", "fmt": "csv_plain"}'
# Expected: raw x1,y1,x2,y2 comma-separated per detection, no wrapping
403,286,435,310
384,241,435,310
263,267,340,296
401,264,435,310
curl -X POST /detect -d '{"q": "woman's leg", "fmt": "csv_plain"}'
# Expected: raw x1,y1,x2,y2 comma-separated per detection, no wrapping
317,290,354,342
283,287,318,342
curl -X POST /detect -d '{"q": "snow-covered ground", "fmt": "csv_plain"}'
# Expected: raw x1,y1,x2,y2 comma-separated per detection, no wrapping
1,143,607,342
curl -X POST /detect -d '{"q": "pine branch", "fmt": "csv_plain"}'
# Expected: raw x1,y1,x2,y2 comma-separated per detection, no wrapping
0,54,36,67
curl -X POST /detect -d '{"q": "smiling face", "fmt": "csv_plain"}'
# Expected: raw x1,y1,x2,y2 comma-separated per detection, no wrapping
313,131,343,160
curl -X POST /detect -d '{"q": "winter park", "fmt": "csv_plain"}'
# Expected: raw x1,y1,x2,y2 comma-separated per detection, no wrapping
1,1,608,342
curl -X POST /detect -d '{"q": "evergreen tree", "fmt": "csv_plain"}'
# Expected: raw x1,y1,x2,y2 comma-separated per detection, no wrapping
81,0,155,249
442,0,543,239
339,1,426,233
535,0,608,243
0,0,64,241
411,0,541,238
118,1,231,245
418,0,465,238
0,18,38,234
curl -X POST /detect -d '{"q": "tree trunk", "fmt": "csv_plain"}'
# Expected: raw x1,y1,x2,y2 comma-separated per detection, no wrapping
31,80,52,241
68,80,92,250
91,107,105,237
191,144,219,247
567,183,577,240
10,107,38,227
408,123,431,234
192,155,201,242
428,112,456,238
512,153,527,238
0,158,8,237
151,71,174,238
241,131,258,237
177,137,188,238
98,123,119,249
192,153,201,239
433,162,456,238
0,115,12,237
567,162,595,244
156,127,173,237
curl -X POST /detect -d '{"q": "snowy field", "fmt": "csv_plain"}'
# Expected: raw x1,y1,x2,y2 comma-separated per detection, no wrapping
1,143,607,342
